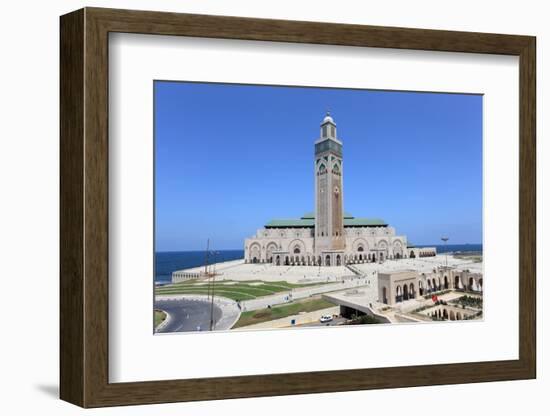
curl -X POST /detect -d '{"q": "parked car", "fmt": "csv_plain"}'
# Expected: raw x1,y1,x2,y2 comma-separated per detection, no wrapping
319,314,333,323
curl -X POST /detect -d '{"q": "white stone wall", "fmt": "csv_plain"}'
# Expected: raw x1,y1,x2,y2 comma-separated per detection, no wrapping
244,226,411,265
407,247,437,259
378,268,484,306
244,227,315,264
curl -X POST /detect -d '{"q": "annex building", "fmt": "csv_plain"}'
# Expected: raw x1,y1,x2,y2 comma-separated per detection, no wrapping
244,113,436,267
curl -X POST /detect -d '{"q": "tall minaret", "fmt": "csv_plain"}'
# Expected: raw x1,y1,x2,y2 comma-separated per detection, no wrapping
314,112,345,253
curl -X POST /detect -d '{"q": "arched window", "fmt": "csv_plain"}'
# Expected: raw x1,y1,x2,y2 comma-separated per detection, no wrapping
357,246,364,252
293,246,301,254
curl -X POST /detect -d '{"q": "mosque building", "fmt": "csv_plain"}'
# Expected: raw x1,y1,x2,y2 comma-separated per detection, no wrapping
244,113,436,266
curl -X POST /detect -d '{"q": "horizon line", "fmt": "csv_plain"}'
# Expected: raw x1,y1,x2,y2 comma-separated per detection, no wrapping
155,242,483,253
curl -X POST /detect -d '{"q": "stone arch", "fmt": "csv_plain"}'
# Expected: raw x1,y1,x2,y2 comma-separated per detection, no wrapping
454,275,460,289
444,275,449,289
336,254,341,266
393,240,404,259
382,287,388,304
266,242,278,264
352,238,369,254
378,239,389,249
377,240,388,262
410,250,416,258
395,285,402,303
325,255,331,266
419,280,424,296
409,283,415,299
468,277,474,291
288,239,306,256
249,243,261,264
275,255,280,266
403,284,409,301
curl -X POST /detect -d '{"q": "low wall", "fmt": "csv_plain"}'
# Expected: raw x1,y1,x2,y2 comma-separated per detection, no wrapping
238,306,340,330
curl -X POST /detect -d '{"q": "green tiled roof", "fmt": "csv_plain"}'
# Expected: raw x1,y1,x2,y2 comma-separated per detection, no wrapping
265,213,387,228
265,218,315,227
301,212,354,219
344,217,387,226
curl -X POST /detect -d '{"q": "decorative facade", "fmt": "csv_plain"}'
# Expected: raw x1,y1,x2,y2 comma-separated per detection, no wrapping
244,113,436,266
378,268,483,306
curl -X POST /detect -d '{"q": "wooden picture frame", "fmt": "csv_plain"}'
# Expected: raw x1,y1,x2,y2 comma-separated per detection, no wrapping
60,7,536,408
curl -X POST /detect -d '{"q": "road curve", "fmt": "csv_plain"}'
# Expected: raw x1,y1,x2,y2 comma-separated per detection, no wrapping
155,295,241,333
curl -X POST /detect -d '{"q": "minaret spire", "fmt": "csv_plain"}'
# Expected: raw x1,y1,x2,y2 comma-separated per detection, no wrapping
314,112,345,258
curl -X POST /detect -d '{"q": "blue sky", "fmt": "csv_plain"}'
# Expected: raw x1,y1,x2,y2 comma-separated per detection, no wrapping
155,81,482,251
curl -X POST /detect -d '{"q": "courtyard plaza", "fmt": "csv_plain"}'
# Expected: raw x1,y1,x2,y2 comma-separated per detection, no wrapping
174,253,482,285
352,254,482,276
174,259,356,284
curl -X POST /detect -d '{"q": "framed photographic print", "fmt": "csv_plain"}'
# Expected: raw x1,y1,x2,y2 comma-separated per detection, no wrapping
60,7,536,408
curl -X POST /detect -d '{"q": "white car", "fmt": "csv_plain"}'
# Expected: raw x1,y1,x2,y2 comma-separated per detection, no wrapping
319,314,333,323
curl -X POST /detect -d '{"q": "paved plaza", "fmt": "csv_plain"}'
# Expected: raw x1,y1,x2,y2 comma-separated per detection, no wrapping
175,254,482,285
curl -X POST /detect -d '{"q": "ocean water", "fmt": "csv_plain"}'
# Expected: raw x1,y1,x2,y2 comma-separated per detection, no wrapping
417,243,482,254
155,250,244,283
154,244,481,283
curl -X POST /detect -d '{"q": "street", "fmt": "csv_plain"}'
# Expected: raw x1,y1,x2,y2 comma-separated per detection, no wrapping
155,298,222,333
299,317,348,327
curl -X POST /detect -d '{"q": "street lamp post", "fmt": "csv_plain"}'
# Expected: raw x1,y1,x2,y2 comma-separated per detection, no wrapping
441,236,449,269
209,250,220,331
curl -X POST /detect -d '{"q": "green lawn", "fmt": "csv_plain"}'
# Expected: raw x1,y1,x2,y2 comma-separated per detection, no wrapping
154,309,167,328
155,279,325,302
232,298,336,328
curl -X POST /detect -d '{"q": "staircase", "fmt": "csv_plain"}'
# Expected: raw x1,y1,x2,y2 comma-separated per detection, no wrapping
345,264,364,277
